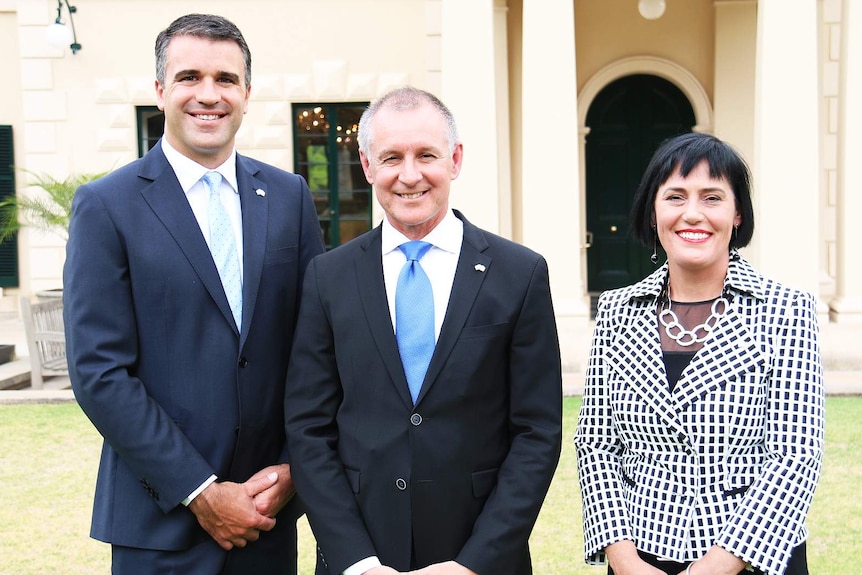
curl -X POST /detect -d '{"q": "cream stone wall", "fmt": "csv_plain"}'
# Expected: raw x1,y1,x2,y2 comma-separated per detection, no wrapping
2,0,858,322
9,0,434,294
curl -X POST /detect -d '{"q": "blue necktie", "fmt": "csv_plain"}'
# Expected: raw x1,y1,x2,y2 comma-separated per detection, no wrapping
203,171,242,330
396,241,434,404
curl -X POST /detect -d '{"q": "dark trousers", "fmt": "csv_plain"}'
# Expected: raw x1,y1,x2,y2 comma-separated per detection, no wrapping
608,542,808,575
112,522,298,575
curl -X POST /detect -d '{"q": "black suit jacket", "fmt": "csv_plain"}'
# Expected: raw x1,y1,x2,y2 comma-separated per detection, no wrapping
284,211,563,575
64,141,324,564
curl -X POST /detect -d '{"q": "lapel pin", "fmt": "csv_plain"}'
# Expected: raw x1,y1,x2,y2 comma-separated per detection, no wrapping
474,264,486,272
255,189,266,197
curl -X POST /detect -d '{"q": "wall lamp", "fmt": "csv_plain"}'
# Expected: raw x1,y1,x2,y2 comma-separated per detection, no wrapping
638,0,667,20
46,0,81,54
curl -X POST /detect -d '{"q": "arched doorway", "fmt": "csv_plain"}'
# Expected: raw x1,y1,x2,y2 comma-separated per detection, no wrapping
585,74,695,294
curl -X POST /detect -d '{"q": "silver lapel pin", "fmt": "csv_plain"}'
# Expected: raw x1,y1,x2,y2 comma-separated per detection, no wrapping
255,189,266,197
474,264,486,272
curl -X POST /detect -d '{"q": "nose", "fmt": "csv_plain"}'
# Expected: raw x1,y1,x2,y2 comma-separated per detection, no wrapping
398,157,423,186
196,77,220,105
683,199,703,223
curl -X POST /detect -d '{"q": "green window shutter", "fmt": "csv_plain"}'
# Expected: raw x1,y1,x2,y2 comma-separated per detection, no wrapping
0,125,18,287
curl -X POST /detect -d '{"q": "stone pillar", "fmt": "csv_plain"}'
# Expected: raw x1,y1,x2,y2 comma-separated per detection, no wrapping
713,1,756,192
753,0,820,295
831,0,862,322
521,0,588,317
439,0,502,234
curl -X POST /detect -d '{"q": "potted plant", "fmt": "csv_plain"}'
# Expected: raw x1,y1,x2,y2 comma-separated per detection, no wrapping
0,169,109,242
0,169,108,300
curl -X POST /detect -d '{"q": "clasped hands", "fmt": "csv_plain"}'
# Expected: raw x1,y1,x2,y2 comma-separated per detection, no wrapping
366,562,477,575
188,463,294,550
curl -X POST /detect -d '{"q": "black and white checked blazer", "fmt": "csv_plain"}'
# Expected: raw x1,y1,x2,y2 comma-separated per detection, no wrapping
575,257,825,575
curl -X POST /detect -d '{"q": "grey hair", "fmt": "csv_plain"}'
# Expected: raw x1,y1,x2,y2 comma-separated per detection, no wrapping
155,14,252,86
357,86,459,155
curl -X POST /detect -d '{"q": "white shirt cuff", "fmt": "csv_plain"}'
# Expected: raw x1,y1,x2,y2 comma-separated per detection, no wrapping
181,474,217,506
343,556,381,575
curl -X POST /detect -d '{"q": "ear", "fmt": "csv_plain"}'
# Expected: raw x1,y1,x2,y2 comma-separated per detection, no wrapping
155,80,166,111
242,83,251,115
450,142,464,180
359,150,374,184
734,211,742,227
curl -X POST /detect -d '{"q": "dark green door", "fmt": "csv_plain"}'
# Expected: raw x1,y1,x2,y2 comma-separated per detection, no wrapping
585,74,695,293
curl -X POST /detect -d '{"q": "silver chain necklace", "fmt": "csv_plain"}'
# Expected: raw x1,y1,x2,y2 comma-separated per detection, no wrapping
658,285,731,347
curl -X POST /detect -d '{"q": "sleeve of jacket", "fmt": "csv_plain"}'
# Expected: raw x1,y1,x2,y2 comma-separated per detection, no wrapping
284,257,378,573
714,289,825,575
455,255,564,574
574,291,634,565
64,182,215,512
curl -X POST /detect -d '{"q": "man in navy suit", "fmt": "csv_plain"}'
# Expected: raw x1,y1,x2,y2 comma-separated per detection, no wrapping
64,13,324,574
284,87,563,575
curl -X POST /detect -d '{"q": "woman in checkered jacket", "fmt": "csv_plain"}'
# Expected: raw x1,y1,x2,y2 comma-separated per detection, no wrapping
575,133,824,575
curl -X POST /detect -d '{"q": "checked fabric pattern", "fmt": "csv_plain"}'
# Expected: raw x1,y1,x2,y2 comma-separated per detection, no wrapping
574,256,824,575
203,171,242,330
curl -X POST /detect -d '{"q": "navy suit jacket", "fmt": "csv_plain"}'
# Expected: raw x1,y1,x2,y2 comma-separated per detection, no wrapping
284,212,563,575
64,141,324,554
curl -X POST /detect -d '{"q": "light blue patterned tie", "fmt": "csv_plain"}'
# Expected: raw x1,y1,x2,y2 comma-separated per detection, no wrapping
396,241,434,404
203,171,242,330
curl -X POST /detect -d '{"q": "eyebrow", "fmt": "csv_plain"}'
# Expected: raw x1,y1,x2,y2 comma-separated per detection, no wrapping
171,69,241,83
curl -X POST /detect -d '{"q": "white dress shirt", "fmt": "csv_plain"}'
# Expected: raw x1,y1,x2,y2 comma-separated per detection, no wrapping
344,209,463,575
161,138,244,281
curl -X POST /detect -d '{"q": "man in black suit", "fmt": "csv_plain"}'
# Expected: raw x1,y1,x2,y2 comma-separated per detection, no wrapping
284,86,562,575
64,14,324,574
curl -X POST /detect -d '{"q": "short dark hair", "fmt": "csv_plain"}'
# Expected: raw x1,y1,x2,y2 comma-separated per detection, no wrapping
630,132,755,249
358,86,459,155
155,14,252,86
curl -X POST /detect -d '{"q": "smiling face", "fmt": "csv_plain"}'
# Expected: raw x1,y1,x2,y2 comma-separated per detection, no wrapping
360,102,463,240
155,34,250,168
654,160,741,279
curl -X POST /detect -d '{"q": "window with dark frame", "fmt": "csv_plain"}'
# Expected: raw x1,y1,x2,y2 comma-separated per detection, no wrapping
0,125,18,287
136,106,164,157
293,103,371,249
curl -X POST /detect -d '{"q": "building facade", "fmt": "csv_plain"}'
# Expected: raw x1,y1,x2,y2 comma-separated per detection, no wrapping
1,0,860,338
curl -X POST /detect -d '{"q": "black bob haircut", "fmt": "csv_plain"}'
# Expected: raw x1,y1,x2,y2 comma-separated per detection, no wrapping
630,132,755,250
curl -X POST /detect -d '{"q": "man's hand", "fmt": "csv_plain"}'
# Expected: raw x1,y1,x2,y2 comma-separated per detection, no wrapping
407,561,477,575
248,464,295,517
188,473,278,550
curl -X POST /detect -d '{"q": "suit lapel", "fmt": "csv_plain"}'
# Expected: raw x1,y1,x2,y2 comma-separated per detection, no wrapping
607,299,678,428
355,229,416,409
138,147,238,333
236,156,266,345
416,215,490,405
674,301,766,410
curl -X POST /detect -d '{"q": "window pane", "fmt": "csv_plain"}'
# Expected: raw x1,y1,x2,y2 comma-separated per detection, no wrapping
293,102,370,249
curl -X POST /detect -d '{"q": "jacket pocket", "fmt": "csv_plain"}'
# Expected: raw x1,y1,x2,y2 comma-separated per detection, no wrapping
471,468,499,498
263,245,298,266
345,467,360,494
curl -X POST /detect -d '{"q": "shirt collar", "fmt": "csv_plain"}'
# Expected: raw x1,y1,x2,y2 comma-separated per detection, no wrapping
381,209,463,255
160,138,239,194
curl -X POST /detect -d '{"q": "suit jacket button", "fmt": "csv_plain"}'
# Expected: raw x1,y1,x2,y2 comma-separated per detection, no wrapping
238,357,248,368
410,413,422,426
395,478,408,491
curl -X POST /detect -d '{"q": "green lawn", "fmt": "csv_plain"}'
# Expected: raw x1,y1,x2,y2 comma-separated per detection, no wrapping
0,397,859,574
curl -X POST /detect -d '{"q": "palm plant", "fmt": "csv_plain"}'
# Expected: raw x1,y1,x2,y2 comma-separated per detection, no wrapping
0,170,108,243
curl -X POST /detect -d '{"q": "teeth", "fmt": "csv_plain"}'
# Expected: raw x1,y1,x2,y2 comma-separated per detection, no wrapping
195,114,220,120
400,192,424,200
679,232,710,240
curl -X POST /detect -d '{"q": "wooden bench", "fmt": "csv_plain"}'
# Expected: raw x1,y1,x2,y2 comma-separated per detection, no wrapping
20,296,69,390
